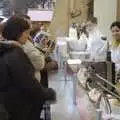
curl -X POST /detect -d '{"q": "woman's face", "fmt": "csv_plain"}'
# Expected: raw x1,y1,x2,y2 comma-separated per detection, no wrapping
111,26,120,40
42,36,49,45
18,30,30,44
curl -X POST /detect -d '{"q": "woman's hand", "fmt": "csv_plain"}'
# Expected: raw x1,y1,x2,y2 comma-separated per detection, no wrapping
42,48,52,57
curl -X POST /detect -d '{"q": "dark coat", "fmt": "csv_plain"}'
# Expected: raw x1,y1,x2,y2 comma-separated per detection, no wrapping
0,41,55,119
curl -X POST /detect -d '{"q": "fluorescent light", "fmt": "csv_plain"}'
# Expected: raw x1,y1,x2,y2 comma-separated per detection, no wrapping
28,9,53,21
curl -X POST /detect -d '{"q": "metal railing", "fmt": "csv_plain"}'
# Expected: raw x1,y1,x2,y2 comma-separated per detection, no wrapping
86,70,120,120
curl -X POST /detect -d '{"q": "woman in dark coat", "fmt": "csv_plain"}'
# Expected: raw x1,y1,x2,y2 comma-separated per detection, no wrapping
0,16,56,120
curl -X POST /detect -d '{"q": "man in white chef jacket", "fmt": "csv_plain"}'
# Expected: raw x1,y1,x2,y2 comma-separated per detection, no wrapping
86,17,107,61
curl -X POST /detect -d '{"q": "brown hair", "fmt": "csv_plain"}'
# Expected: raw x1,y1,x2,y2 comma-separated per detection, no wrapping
88,17,98,24
2,16,30,41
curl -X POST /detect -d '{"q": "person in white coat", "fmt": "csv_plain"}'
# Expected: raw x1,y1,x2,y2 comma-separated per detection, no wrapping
69,23,78,40
111,21,120,72
86,17,107,61
110,21,120,106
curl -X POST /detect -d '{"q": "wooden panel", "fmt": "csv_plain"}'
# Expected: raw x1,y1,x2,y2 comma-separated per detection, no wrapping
117,0,120,20
70,0,76,12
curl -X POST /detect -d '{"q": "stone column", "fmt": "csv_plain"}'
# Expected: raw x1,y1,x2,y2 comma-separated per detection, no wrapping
49,0,70,40
70,0,89,24
117,0,120,20
49,0,89,40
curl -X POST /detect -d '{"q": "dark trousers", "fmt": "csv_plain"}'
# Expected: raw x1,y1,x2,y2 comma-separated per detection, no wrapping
40,69,48,88
5,101,44,120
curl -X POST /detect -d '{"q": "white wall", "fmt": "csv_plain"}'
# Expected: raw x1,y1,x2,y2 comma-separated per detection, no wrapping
94,0,117,40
